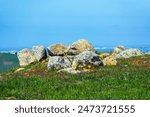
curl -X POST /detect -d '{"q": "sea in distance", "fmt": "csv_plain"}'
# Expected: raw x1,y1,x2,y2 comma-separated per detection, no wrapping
0,45,150,72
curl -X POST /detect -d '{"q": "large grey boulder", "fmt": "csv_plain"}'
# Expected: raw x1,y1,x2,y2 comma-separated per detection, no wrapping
117,48,143,58
47,44,67,56
47,56,71,70
72,51,103,70
67,39,95,55
113,46,126,54
64,55,75,64
32,45,46,61
17,48,37,66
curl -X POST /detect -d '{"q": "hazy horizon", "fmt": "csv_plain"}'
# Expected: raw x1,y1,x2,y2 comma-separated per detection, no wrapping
0,0,150,49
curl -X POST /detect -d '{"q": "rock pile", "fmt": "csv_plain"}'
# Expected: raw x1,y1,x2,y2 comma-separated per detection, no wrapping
17,39,103,74
17,40,144,74
117,48,143,58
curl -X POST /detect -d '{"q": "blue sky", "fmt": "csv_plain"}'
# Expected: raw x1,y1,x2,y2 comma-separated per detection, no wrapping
0,0,150,49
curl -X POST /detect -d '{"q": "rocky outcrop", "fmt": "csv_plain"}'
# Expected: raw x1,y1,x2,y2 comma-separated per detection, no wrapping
113,46,126,54
32,46,46,61
47,44,67,56
67,39,95,55
103,56,117,66
72,51,103,70
117,48,143,58
47,56,71,70
17,48,37,66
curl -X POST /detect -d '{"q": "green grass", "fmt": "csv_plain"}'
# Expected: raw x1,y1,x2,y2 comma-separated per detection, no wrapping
0,54,150,100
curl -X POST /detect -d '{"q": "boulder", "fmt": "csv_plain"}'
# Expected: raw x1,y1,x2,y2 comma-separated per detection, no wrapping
72,51,103,70
64,55,75,63
113,46,126,54
145,52,150,54
111,53,118,58
99,53,110,59
58,68,81,74
32,45,46,61
47,56,71,70
103,56,117,66
67,39,95,55
117,48,143,58
17,48,36,66
47,44,67,56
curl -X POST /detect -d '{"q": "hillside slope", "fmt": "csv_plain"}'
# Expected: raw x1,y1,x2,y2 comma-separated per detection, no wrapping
0,54,150,100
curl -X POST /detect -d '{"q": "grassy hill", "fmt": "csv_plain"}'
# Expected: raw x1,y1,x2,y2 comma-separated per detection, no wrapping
0,54,150,100
0,53,19,73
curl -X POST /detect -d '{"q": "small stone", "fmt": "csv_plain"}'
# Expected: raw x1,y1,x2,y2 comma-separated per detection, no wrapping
58,68,81,74
5,96,16,100
15,68,25,73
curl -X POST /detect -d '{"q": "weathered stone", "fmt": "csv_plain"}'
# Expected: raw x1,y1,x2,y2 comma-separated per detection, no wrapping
17,48,36,66
58,68,81,74
113,46,126,54
111,53,118,58
67,39,95,55
145,52,150,54
47,44,67,56
72,51,103,70
32,45,46,61
117,48,143,58
99,53,110,59
103,56,117,66
64,56,75,63
47,56,71,70
5,96,16,100
15,68,25,73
